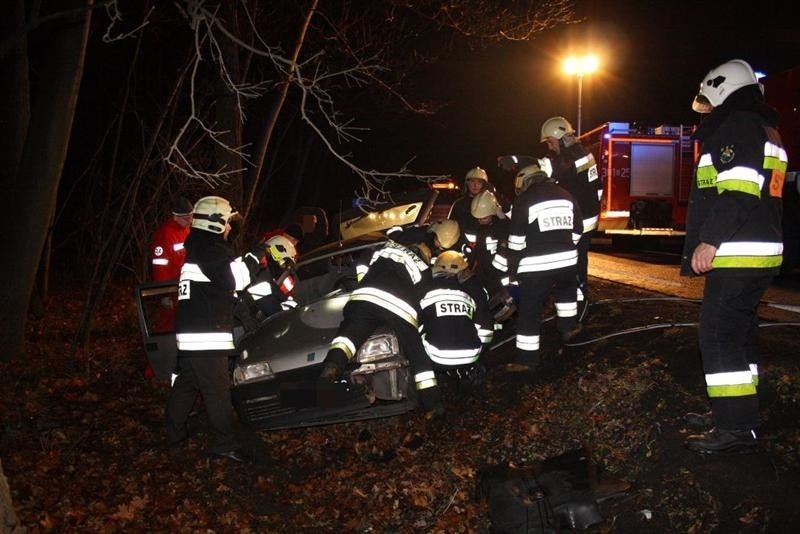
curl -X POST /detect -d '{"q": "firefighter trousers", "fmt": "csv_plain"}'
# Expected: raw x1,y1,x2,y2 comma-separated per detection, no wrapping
326,301,441,409
166,354,239,453
515,269,578,368
699,274,771,430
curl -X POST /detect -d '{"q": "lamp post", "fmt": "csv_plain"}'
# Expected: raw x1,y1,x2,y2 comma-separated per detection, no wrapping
563,55,599,137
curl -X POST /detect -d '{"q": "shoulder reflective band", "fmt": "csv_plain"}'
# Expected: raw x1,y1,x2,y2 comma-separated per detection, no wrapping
716,166,763,197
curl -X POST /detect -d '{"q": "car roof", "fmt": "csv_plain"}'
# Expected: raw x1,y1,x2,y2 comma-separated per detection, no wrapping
297,231,388,267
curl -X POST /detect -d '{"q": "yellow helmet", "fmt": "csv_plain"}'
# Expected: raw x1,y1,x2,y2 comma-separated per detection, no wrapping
470,190,501,219
429,219,460,249
465,166,489,182
433,250,468,276
191,196,236,234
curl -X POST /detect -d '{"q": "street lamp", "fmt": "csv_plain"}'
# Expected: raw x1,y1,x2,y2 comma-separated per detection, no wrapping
563,55,599,137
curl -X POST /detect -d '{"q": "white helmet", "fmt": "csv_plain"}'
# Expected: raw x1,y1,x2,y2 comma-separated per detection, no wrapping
464,166,489,184
515,159,553,193
433,250,468,276
540,116,575,142
266,235,297,267
191,196,236,234
429,219,460,249
692,59,762,113
470,190,501,219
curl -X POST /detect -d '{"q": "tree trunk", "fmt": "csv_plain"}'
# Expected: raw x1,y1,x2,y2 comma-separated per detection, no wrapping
0,0,30,180
241,0,318,222
214,0,243,206
0,460,23,533
0,0,93,360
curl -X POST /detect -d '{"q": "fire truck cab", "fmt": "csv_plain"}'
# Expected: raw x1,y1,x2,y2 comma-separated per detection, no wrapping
579,122,696,239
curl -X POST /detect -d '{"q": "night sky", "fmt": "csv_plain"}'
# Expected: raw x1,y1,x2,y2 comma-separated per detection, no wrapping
357,0,799,184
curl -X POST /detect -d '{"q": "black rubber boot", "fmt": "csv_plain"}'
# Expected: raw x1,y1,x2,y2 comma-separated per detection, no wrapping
683,411,713,431
684,427,759,454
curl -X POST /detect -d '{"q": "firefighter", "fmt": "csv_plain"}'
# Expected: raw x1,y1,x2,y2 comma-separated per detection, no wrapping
462,190,511,299
318,223,461,418
166,196,268,463
234,234,299,333
425,218,463,263
506,161,583,372
540,117,601,322
418,250,494,393
681,59,787,454
449,166,491,231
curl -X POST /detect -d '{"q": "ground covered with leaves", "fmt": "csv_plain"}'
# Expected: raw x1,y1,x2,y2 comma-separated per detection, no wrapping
2,276,799,532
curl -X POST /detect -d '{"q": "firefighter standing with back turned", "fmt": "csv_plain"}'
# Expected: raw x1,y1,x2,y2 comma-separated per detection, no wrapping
540,116,602,323
506,161,583,372
166,196,268,463
681,59,787,454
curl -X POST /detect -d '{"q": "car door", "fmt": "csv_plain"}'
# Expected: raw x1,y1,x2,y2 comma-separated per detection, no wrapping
136,281,179,381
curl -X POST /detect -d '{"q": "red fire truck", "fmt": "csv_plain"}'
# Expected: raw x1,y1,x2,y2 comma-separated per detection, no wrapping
578,122,697,240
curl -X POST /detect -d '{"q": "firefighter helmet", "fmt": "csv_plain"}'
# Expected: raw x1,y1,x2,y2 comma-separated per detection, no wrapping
692,59,762,113
429,219,460,249
540,116,575,142
515,159,553,193
191,196,236,234
266,235,297,267
465,166,489,183
433,250,468,276
470,190,501,219
410,242,432,264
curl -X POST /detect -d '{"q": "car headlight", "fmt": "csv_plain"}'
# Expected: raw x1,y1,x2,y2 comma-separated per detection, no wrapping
232,361,275,385
356,334,399,363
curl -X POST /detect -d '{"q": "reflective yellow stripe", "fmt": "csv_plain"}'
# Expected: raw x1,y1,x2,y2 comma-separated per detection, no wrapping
763,142,788,172
696,153,716,188
330,336,357,360
707,384,757,397
414,370,438,390
350,287,418,326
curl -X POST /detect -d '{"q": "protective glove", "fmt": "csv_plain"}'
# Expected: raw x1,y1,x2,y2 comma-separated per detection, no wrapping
319,351,348,383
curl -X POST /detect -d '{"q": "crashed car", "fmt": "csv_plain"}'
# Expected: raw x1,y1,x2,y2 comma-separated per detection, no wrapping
136,189,515,430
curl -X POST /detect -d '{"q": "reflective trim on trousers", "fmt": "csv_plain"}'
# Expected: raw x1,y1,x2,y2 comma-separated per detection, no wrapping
555,301,578,317
516,334,540,351
414,370,438,390
176,332,235,351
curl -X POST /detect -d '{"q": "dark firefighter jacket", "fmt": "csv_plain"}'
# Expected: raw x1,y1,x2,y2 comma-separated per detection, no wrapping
681,87,787,277
550,143,602,234
462,217,511,291
176,230,261,355
349,226,433,327
507,182,583,277
418,272,493,366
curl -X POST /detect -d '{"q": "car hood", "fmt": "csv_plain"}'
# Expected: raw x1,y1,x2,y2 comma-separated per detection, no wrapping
237,291,351,373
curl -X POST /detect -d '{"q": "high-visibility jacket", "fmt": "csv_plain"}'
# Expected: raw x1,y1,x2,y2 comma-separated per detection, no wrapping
150,218,190,281
507,182,583,277
349,226,432,327
175,231,261,355
418,273,493,366
549,143,601,234
681,110,787,276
